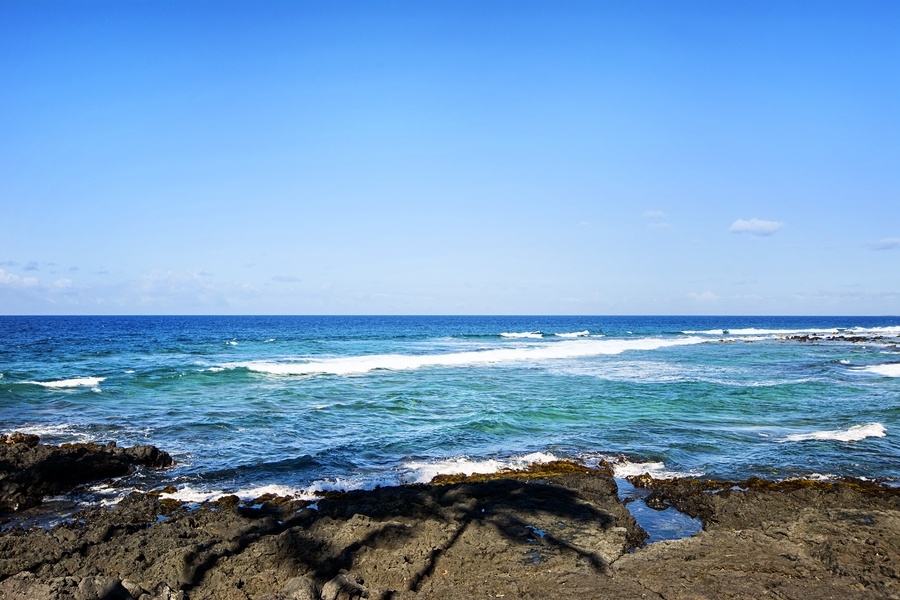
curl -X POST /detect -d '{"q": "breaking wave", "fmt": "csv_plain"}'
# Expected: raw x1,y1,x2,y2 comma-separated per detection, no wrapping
782,423,886,443
24,377,105,388
402,452,561,484
853,363,900,377
232,337,706,377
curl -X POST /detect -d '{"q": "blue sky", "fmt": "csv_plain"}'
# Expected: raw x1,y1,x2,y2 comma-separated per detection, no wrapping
1,0,898,315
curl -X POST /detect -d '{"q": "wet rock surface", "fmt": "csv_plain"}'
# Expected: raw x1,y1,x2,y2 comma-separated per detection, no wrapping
0,433,174,512
0,447,898,599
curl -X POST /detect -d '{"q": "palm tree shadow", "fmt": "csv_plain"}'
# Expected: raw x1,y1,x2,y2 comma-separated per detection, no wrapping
300,475,632,593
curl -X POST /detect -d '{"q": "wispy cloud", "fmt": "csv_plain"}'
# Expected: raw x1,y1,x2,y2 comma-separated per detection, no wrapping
728,218,784,236
0,269,39,288
271,275,302,283
0,260,19,267
688,291,720,302
642,210,671,230
870,237,900,251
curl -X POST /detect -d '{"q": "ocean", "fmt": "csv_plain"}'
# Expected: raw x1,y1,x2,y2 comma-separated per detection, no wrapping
1,315,898,508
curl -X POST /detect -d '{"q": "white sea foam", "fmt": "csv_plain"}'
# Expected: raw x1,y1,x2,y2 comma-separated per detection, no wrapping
402,452,561,484
500,331,543,339
682,325,900,339
25,377,105,388
807,473,839,481
609,458,698,480
847,326,900,336
233,336,706,377
782,422,886,443
156,483,307,504
11,424,94,442
226,340,238,346
554,330,590,338
853,363,900,377
733,328,839,336
160,453,573,502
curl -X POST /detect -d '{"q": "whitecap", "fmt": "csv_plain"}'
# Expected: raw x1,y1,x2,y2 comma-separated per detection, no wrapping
25,377,106,388
554,330,590,338
781,423,886,443
853,363,900,377
231,336,706,377
500,331,543,339
226,340,238,346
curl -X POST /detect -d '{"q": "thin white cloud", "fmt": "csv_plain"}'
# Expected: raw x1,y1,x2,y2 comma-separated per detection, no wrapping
642,210,666,219
272,275,303,283
728,218,784,236
0,269,39,288
688,291,720,302
871,237,900,251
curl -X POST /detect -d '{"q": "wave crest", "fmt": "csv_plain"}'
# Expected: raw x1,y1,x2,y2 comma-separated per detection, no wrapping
25,377,105,388
555,330,590,338
782,423,886,443
233,337,706,377
402,452,561,484
854,363,900,377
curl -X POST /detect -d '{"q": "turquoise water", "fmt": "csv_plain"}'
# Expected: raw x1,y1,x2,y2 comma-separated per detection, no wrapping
1,315,898,504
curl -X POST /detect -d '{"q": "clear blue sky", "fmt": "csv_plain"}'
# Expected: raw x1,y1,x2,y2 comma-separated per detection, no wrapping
1,0,898,315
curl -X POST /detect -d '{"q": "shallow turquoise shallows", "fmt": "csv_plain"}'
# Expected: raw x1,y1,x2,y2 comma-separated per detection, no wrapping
1,316,898,505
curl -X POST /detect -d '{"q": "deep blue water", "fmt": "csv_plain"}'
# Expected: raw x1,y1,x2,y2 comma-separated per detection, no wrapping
1,315,898,505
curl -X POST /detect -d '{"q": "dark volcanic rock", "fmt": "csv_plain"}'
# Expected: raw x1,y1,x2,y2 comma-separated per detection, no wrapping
0,433,174,511
1,456,898,598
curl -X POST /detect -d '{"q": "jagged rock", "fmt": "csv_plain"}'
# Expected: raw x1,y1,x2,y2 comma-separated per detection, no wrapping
1,455,898,598
320,572,368,600
0,571,53,599
1,432,40,447
283,576,320,600
0,433,174,511
74,575,131,600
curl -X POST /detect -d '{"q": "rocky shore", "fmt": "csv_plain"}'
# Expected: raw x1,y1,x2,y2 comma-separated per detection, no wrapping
1,436,898,599
0,432,174,513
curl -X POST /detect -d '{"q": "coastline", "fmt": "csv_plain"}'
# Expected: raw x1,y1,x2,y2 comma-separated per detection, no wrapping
2,437,898,599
